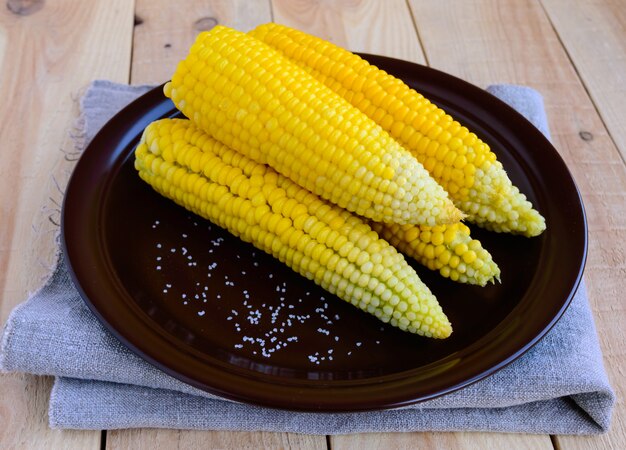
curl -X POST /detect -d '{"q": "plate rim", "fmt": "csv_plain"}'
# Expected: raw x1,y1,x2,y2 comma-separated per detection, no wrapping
61,54,587,411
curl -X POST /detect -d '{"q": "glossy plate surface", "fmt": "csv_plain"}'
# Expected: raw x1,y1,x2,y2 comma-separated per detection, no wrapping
62,55,587,411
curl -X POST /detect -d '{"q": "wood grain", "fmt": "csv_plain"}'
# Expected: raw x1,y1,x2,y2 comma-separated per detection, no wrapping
408,0,625,449
271,0,426,64
0,0,134,448
0,375,100,450
132,0,274,84
107,429,323,450
541,0,626,163
333,432,552,449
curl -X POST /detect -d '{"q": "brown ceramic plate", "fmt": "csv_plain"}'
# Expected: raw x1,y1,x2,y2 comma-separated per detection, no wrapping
62,54,586,411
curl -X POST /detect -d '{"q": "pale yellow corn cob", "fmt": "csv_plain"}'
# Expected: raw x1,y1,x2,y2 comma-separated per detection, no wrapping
164,25,463,226
249,23,546,237
370,222,500,286
135,118,452,338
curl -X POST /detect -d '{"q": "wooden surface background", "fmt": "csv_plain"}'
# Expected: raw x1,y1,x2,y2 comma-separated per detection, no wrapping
1,0,624,448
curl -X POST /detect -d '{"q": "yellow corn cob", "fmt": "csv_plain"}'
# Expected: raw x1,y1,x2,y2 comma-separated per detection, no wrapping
164,25,463,226
369,222,500,286
135,118,452,338
249,23,546,237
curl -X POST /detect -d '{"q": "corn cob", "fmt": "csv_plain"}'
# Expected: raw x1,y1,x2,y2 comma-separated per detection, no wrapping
249,23,546,237
135,118,452,338
369,222,500,286
164,25,463,226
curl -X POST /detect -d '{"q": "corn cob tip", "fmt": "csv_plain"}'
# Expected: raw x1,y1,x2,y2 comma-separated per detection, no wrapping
444,203,466,225
438,321,453,339
514,208,546,237
458,172,547,237
370,221,500,286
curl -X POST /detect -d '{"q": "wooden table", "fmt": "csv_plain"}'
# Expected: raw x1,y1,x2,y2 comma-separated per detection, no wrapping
1,0,624,448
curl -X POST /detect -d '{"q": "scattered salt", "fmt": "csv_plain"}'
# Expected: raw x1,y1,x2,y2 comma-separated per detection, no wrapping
148,219,374,366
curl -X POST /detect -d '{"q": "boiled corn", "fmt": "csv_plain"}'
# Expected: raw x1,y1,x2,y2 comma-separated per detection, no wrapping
250,23,546,237
370,222,500,286
135,118,452,338
164,25,462,226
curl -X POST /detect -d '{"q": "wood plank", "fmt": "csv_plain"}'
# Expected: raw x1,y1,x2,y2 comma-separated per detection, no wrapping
333,432,552,449
271,0,426,64
108,1,326,447
0,375,100,450
107,429,322,450
0,0,135,448
407,0,625,449
541,0,626,162
271,1,551,448
132,0,275,84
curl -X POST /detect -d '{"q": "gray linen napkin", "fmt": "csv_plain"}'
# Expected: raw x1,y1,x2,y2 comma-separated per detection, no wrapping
0,81,615,434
